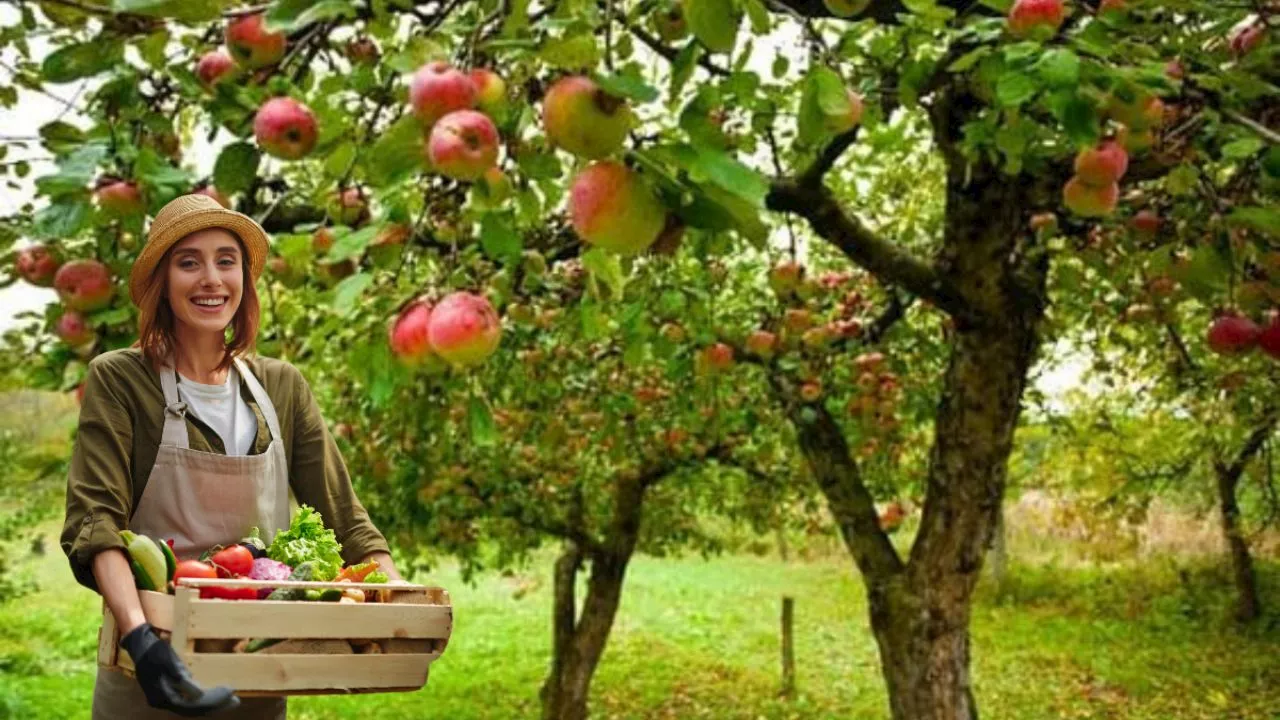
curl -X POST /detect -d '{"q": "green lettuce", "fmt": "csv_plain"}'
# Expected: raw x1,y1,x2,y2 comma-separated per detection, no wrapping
267,505,343,577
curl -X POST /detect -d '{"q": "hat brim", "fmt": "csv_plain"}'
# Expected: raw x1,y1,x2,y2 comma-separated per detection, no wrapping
129,207,270,307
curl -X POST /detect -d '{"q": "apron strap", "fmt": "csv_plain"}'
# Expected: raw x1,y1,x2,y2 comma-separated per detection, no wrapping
157,361,190,449
234,357,284,444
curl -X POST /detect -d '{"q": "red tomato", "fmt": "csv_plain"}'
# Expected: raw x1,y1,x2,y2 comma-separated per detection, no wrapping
173,559,217,584
200,585,259,600
209,545,254,578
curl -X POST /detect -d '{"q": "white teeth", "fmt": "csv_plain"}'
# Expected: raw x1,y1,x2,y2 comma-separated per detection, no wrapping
193,298,226,307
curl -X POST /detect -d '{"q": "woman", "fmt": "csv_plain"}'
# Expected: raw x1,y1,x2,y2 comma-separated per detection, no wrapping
61,194,403,719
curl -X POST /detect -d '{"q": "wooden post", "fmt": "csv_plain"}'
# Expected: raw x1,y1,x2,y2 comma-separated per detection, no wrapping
780,595,795,698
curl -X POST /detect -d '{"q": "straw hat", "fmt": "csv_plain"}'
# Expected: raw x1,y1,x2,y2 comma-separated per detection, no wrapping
129,194,270,306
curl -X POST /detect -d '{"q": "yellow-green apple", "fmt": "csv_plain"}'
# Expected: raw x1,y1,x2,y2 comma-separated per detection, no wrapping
543,75,632,159
1109,93,1164,129
1007,0,1065,39
254,97,317,160
1029,212,1059,234
54,259,113,311
825,88,864,134
568,161,666,255
193,185,231,208
1207,311,1259,355
409,61,476,126
768,261,803,298
477,166,511,203
659,322,686,343
312,227,335,254
326,187,368,226
745,330,779,359
823,0,870,18
1063,177,1118,217
427,110,500,182
16,244,61,287
468,68,506,115
56,310,94,346
95,179,144,217
1074,140,1128,186
652,1,688,41
1116,125,1155,154
224,12,285,69
195,51,235,87
427,291,502,367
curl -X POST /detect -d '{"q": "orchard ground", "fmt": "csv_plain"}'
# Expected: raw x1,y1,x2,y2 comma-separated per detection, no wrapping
2,428,1278,720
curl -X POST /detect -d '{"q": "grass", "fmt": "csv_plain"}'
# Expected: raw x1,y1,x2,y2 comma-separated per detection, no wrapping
1,517,1278,720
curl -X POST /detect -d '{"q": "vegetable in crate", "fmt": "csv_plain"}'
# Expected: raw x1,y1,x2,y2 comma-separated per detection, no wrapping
248,557,292,599
265,560,328,600
120,531,173,592
237,527,268,559
266,504,343,576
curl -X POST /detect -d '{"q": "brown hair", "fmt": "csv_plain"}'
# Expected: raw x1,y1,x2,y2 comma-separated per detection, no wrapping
135,235,260,372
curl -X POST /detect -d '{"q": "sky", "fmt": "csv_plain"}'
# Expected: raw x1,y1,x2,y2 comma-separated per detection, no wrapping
0,5,1093,404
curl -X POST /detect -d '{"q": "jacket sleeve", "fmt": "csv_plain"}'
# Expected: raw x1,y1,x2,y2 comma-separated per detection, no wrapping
285,365,390,565
61,358,135,593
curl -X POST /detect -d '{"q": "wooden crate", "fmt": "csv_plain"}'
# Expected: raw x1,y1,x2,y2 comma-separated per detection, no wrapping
98,577,452,696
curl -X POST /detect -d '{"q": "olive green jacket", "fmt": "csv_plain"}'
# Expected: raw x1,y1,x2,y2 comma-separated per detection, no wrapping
61,348,389,592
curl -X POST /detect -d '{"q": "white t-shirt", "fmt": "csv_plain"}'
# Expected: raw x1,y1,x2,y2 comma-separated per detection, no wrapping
177,366,258,456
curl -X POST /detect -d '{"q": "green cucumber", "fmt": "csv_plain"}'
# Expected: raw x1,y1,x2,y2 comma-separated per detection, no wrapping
158,539,177,583
119,531,168,592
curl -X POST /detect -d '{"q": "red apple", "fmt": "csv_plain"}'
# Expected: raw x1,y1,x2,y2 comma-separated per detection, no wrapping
1228,20,1266,57
253,97,318,160
345,37,379,65
326,187,368,226
799,380,823,402
54,259,113,312
427,291,502,367
224,12,286,69
1007,0,1065,39
1207,311,1259,355
312,227,335,254
15,244,61,287
1063,177,1118,217
768,261,804,297
389,298,436,364
427,110,500,182
95,180,144,217
1029,212,1058,234
1258,312,1280,360
193,185,231,208
1131,210,1160,237
56,310,94,346
468,68,506,115
1073,141,1128,187
825,88,864,134
543,75,632,159
409,61,476,126
697,343,734,373
195,51,235,87
568,161,666,255
784,308,814,334
745,330,779,359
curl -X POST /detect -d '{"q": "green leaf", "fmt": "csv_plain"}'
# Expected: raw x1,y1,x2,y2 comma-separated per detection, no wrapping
686,0,741,54
34,142,106,198
467,397,498,447
89,306,133,325
136,30,170,69
1033,49,1079,88
1221,137,1264,160
213,143,260,196
742,0,770,33
995,71,1037,107
32,197,91,239
595,71,659,104
670,42,701,100
265,0,356,32
581,248,626,300
324,141,357,178
135,148,192,199
948,47,990,73
112,0,222,20
540,34,600,70
366,115,424,188
41,39,123,83
1058,96,1099,147
329,224,381,263
797,67,850,146
1228,207,1279,239
691,146,767,205
480,214,523,263
331,272,372,315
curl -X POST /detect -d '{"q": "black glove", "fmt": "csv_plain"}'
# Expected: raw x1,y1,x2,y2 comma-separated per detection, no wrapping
121,623,241,717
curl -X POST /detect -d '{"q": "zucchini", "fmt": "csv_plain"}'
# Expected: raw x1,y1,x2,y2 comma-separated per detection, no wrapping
119,531,168,592
158,538,177,584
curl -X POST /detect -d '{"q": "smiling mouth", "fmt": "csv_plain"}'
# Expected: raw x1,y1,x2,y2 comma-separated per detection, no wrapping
191,296,229,308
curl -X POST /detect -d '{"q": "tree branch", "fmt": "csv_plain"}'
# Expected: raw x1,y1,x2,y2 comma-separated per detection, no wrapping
1220,408,1280,480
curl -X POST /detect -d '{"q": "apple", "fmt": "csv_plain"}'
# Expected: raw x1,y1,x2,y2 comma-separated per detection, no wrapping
267,256,304,289
568,161,666,255
368,223,412,268
1097,0,1124,15
1029,212,1058,234
1207,311,1260,355
1007,0,1065,39
768,261,804,298
825,89,865,134
745,330,779,359
1109,93,1164,130
56,310,94,346
95,180,144,217
54,259,113,312
254,97,317,160
822,0,870,18
312,227,335,254
345,37,379,65
1131,210,1160,237
784,308,814,333
543,75,632,159
317,258,355,285
1146,276,1176,298
15,244,61,287
193,185,231,208
1228,20,1266,57
409,61,477,126
428,110,500,182
469,69,506,115
652,1,689,41
696,343,734,374
1116,125,1156,154
1258,313,1280,361
195,51,235,87
802,326,834,351
427,291,502,367
224,12,286,69
389,298,436,364
1063,177,1118,217
659,322,687,343
326,187,368,226
1073,141,1128,187
477,166,511,203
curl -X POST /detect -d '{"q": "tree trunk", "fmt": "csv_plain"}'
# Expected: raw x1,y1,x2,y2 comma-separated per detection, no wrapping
1215,465,1261,623
989,501,1008,595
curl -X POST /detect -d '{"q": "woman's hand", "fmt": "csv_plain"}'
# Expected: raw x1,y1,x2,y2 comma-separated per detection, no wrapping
360,550,406,583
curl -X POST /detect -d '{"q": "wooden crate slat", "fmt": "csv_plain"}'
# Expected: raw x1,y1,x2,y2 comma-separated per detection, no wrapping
185,653,439,692
185,601,452,639
140,589,174,630
177,578,430,592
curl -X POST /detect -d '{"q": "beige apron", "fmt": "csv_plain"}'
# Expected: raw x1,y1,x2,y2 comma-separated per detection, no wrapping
93,357,291,720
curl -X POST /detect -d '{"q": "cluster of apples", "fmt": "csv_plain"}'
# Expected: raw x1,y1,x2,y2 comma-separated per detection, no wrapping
387,291,503,371
14,244,113,350
409,61,508,184
1206,310,1280,360
1063,140,1128,218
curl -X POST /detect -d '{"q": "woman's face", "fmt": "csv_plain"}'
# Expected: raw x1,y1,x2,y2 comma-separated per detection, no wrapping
165,228,244,335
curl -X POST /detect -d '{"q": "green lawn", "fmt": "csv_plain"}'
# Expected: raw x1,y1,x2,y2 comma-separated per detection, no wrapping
2,520,1277,720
